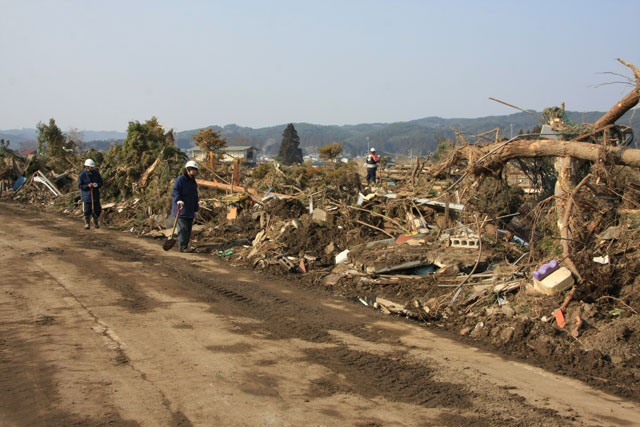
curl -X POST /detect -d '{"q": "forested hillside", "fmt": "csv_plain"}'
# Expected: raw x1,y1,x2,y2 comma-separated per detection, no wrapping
174,110,639,157
4,110,638,156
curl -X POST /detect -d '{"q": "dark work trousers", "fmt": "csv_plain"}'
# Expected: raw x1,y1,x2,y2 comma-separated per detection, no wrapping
366,167,377,184
83,200,102,218
177,217,194,251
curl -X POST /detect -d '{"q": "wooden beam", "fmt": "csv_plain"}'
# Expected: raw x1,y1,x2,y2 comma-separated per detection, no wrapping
197,178,258,195
196,179,294,199
475,139,640,170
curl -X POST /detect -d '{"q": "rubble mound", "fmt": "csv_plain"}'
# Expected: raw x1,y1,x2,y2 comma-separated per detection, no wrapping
279,217,339,264
264,198,306,219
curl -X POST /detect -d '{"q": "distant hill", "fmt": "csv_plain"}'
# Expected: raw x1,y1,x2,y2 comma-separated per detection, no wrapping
0,128,37,144
0,128,126,151
2,110,638,156
175,110,639,157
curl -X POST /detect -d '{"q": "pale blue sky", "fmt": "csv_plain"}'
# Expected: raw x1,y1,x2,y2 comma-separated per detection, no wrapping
1,0,638,132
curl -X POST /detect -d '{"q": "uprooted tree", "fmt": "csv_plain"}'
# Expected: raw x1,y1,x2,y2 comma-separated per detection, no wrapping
435,58,640,284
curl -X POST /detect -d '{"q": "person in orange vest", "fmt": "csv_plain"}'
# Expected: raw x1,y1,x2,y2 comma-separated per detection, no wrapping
365,147,380,185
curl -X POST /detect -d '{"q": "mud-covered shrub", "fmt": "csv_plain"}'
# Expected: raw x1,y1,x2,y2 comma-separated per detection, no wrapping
468,176,523,219
252,162,272,180
100,117,187,201
321,162,362,197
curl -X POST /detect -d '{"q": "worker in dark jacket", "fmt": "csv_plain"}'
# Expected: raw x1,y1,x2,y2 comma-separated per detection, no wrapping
172,160,199,252
365,147,381,185
78,158,104,229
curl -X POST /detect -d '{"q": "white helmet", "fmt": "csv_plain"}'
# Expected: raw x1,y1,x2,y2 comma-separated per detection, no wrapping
185,160,199,169
84,159,95,167
370,147,376,152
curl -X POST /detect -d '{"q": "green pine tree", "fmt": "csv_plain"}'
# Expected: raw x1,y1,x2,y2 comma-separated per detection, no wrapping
36,118,69,158
278,123,303,165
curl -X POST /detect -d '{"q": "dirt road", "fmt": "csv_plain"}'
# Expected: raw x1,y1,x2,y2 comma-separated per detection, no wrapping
1,202,638,426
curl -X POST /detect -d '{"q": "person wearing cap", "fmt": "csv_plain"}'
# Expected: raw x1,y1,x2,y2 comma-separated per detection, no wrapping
365,147,381,185
171,160,200,252
78,158,104,229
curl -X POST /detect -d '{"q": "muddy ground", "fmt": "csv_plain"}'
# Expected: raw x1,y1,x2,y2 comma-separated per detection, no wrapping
176,196,640,405
2,201,640,426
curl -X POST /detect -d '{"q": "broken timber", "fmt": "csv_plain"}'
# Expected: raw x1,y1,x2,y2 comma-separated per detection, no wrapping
472,139,640,170
196,179,294,199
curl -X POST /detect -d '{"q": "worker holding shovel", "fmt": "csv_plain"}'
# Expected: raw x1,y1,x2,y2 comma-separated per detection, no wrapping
78,159,103,229
170,160,199,252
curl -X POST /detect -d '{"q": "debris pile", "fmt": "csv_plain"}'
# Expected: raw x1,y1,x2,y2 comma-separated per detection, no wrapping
3,60,640,399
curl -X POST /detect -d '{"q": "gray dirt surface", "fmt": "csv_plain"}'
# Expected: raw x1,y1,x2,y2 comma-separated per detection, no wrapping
1,202,638,426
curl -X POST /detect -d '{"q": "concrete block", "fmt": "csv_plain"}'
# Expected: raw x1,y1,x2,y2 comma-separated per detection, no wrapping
450,237,480,248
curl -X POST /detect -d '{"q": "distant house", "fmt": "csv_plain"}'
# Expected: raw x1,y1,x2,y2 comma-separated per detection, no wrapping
189,147,206,162
188,146,258,165
221,146,258,165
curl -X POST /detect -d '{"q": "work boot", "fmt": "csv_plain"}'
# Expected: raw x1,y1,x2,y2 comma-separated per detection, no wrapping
93,215,100,229
84,216,91,230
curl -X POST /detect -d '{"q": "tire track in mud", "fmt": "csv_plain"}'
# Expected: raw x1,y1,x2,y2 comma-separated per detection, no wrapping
166,264,562,424
27,213,478,410
0,328,138,427
0,252,147,426
306,346,471,408
165,264,483,412
1,210,197,426
4,204,570,424
61,236,492,414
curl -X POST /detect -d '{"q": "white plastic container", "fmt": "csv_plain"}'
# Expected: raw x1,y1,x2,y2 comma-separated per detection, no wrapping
533,267,574,295
335,249,350,265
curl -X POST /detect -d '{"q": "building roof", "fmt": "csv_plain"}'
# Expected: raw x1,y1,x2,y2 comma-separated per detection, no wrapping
224,146,256,152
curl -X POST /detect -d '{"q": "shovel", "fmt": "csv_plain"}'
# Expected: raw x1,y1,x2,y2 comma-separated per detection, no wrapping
90,186,99,228
163,205,182,251
90,185,95,216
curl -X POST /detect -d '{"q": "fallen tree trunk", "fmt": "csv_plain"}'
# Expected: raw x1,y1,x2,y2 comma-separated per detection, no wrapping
474,139,640,171
464,59,640,285
466,138,639,285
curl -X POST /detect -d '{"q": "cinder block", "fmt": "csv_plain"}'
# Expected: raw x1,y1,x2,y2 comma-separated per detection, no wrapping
450,237,480,248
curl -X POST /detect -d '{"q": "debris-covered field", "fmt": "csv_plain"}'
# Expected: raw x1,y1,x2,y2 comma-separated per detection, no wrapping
3,60,640,403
